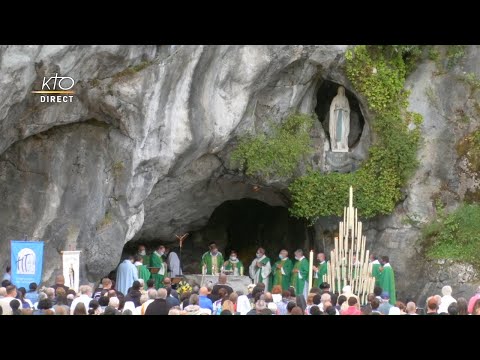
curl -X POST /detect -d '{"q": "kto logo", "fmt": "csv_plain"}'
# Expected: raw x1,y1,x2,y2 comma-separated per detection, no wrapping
16,248,36,274
31,73,75,103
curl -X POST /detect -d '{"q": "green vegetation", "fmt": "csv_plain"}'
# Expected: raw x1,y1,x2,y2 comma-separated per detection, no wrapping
461,72,480,95
428,47,441,62
456,129,480,172
231,113,315,179
423,203,480,269
289,45,423,223
428,45,466,76
446,45,466,69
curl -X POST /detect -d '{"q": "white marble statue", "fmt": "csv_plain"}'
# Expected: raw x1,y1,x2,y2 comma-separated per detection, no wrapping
329,86,350,152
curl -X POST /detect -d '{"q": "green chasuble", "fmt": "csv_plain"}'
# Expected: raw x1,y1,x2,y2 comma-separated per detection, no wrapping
136,264,151,290
224,259,244,276
313,261,328,288
150,251,166,289
142,255,150,267
272,258,293,291
201,252,224,275
290,257,309,296
378,264,396,305
371,260,382,287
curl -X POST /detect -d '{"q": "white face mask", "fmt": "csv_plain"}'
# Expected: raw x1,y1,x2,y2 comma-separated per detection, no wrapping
295,256,301,261
230,256,237,261
139,250,146,256
159,251,164,256
256,252,262,258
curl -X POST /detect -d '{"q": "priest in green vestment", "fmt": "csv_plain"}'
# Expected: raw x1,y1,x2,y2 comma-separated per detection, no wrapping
378,255,396,305
290,249,309,298
313,252,328,288
134,255,151,290
248,247,272,289
150,245,166,289
223,250,244,276
137,244,150,268
272,249,293,291
201,242,224,275
370,254,382,287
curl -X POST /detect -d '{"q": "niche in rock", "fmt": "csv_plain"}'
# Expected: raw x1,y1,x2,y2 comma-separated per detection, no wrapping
315,80,365,150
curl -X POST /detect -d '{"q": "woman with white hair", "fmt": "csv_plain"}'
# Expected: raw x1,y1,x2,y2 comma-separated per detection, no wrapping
236,294,252,315
388,307,401,315
438,285,456,314
122,300,136,314
33,292,47,310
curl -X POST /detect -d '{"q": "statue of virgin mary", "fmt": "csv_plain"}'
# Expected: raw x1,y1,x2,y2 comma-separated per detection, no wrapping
329,86,350,152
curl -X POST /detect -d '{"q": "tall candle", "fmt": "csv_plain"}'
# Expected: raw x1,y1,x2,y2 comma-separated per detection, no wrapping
308,250,314,294
338,223,343,261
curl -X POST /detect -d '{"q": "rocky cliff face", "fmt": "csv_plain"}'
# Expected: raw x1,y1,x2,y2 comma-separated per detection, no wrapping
0,45,479,303
0,45,346,284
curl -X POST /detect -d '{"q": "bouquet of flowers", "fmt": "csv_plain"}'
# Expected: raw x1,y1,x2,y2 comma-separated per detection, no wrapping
176,280,192,296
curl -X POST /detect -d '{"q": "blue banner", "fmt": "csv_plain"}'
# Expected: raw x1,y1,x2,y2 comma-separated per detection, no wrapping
10,241,44,289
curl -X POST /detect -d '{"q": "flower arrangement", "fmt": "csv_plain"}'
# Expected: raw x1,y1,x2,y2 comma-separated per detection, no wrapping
176,280,192,296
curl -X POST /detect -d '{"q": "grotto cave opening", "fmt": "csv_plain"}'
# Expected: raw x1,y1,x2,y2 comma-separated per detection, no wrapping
315,80,365,150
122,198,312,275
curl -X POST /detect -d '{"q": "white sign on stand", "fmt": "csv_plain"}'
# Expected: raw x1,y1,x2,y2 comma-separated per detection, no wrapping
61,250,81,293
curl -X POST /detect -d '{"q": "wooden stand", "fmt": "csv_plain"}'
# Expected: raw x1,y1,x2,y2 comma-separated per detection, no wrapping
148,267,161,274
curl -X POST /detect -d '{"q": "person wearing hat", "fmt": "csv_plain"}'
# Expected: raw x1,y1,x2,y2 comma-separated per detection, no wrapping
378,256,396,305
378,291,393,315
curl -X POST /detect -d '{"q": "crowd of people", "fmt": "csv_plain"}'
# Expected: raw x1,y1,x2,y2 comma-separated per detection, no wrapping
1,268,480,315
2,241,480,315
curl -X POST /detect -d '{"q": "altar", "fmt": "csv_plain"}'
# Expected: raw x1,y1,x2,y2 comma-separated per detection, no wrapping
183,274,252,293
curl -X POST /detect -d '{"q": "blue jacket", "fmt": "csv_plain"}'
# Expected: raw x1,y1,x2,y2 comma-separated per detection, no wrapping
199,295,213,312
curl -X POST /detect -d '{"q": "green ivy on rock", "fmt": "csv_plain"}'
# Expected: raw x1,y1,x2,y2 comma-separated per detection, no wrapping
231,113,315,179
289,45,423,224
423,203,480,270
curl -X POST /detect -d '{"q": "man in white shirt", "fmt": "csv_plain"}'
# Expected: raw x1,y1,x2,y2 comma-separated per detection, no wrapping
0,285,17,315
69,285,93,315
438,285,456,314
